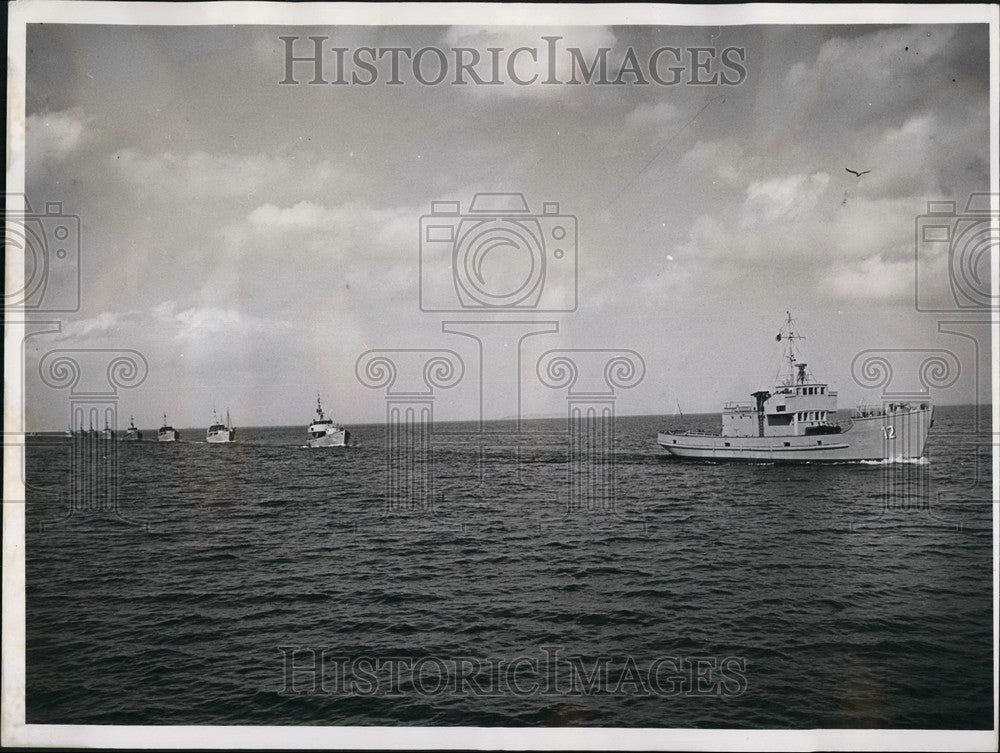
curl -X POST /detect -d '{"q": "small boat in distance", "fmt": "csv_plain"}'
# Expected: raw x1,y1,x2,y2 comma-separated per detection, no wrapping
207,409,236,443
307,393,349,448
99,419,114,440
158,413,179,443
656,312,933,463
124,415,142,441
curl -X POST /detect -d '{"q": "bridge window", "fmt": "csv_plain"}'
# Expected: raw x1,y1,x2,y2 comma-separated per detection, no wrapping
783,441,791,447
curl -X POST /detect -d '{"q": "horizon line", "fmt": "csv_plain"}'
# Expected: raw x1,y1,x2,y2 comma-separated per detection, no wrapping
27,402,991,433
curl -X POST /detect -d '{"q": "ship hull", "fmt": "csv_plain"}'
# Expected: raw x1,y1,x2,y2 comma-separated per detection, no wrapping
206,429,235,443
657,407,932,463
307,427,349,448
158,430,178,443
123,430,142,441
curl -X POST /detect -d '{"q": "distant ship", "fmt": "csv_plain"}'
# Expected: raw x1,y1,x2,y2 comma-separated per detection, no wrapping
158,413,179,443
307,393,349,448
207,409,236,443
124,415,142,441
657,313,933,462
99,419,114,440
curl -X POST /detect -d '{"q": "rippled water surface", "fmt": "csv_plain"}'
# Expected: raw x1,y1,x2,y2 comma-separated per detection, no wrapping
25,406,993,727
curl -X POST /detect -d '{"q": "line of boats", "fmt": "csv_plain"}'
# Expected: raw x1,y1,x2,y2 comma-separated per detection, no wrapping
59,314,934,462
68,394,351,448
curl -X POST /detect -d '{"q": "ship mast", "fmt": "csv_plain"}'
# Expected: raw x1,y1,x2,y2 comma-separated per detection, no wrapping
316,393,324,420
777,311,807,386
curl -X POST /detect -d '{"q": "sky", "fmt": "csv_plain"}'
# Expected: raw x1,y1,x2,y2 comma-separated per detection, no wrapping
21,22,993,430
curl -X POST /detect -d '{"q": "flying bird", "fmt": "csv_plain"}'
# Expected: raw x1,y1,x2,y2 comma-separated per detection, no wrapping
845,167,872,177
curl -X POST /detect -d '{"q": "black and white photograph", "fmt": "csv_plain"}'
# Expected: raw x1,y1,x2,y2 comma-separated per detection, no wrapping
3,1,997,749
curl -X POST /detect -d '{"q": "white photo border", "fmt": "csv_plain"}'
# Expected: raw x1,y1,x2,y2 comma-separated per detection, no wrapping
3,2,998,750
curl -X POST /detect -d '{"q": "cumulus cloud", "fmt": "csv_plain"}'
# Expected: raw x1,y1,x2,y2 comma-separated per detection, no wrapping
247,200,329,230
670,191,923,305
108,148,347,200
781,25,962,127
741,172,832,228
626,101,681,130
243,199,416,255
824,256,912,300
53,301,293,344
680,139,747,184
27,108,88,164
441,26,617,97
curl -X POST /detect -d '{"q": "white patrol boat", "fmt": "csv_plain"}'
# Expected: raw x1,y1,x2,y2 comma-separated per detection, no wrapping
657,313,933,463
158,413,179,442
207,409,236,443
307,393,349,448
124,415,142,441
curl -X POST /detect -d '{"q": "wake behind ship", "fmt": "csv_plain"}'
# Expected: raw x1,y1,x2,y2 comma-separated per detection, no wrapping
657,313,933,463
